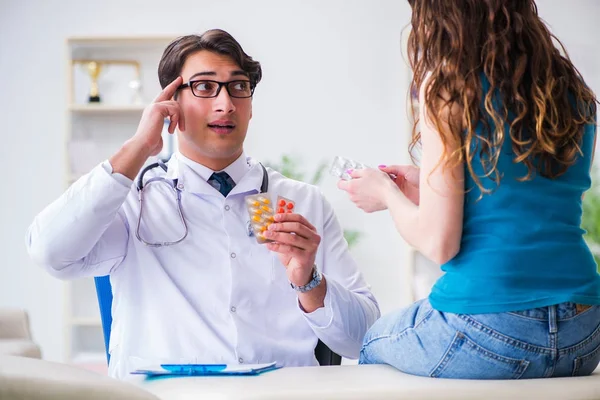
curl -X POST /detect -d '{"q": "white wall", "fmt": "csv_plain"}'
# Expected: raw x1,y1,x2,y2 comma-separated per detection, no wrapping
0,0,598,363
537,0,600,95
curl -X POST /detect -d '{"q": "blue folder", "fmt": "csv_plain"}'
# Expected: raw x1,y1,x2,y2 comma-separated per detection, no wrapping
131,362,279,377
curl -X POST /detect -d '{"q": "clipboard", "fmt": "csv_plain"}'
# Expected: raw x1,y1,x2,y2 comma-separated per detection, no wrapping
131,362,279,377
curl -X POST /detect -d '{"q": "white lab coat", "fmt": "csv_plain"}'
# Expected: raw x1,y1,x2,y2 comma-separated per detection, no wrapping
26,152,380,379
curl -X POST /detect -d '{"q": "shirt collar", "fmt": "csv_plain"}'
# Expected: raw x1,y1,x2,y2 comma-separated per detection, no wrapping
175,151,250,185
167,152,264,196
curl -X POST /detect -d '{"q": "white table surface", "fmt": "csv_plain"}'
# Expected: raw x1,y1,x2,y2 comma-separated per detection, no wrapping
132,364,600,400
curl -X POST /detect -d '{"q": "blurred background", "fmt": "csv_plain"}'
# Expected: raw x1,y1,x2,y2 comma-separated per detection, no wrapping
0,0,598,373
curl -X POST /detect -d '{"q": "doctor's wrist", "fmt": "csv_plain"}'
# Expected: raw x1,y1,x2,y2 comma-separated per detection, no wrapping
290,266,322,293
126,137,154,159
109,139,153,181
288,265,315,287
296,274,326,313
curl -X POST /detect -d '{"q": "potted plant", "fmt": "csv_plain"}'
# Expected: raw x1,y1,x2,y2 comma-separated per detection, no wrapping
582,167,600,270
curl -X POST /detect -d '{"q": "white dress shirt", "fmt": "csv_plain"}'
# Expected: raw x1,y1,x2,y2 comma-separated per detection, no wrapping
26,152,380,379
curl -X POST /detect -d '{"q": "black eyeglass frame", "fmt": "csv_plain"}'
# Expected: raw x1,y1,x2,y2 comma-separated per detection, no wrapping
177,79,255,98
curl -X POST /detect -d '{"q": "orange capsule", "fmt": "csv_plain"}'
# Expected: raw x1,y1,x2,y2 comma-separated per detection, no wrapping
278,199,286,207
277,207,285,213
286,210,293,213
286,203,294,210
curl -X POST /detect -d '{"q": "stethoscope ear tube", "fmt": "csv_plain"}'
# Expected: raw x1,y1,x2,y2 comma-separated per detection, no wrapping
137,159,170,191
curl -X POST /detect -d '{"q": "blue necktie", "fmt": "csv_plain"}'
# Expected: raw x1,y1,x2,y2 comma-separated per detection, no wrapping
208,171,236,197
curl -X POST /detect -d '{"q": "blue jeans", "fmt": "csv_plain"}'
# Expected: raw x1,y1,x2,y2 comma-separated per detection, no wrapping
359,299,600,379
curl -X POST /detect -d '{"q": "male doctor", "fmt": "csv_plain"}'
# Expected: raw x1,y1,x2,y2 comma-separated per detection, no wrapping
26,29,380,379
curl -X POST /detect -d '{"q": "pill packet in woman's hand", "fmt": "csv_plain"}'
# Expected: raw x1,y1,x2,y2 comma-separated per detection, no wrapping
330,155,398,181
245,194,275,243
329,156,369,180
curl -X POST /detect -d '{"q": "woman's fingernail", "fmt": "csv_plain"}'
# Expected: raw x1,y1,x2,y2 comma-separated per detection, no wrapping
346,169,353,174
378,164,386,168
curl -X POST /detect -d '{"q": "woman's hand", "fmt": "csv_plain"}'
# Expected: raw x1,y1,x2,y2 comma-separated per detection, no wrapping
337,168,399,213
379,165,420,205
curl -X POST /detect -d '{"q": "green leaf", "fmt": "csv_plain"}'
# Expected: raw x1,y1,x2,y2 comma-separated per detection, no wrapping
343,230,362,249
309,162,328,185
582,166,600,272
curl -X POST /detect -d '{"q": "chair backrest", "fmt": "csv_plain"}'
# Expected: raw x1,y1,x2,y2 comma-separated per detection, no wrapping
94,275,342,366
94,276,113,364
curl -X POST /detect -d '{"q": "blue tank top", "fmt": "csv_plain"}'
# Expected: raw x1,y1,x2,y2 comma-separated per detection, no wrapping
429,83,600,314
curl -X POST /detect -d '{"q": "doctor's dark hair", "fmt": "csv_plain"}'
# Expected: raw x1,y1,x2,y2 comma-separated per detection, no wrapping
158,29,262,91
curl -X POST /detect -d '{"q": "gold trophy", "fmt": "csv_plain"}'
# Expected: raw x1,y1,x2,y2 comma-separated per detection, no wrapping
87,61,102,103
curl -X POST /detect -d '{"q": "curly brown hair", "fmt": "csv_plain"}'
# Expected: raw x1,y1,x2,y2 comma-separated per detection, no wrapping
407,0,597,194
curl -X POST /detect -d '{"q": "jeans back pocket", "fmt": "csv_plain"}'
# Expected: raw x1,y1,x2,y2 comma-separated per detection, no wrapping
573,341,600,376
430,332,529,379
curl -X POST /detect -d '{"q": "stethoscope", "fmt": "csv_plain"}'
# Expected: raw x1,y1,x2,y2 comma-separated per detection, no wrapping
135,159,269,247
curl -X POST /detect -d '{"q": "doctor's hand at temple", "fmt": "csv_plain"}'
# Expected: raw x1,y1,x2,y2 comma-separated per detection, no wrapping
109,76,186,180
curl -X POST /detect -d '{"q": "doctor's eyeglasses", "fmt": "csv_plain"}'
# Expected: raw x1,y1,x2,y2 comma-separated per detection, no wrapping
177,79,255,98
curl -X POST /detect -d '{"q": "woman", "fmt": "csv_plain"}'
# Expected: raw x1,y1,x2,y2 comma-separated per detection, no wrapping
339,0,600,379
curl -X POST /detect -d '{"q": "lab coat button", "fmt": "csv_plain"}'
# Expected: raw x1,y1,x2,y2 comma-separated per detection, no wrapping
224,205,231,211
230,306,236,313
230,253,236,259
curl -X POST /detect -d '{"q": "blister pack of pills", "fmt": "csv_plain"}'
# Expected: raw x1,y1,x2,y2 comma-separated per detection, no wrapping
245,194,276,243
276,196,295,214
329,156,369,180
245,194,297,243
330,155,398,181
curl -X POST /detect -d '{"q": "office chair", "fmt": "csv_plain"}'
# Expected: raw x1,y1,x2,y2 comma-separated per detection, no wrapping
94,275,342,366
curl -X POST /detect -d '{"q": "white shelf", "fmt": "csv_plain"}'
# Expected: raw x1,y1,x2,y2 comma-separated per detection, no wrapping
64,35,168,364
69,104,146,114
68,35,174,49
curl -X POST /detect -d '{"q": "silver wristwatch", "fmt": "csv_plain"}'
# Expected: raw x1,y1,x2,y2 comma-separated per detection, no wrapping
289,267,322,293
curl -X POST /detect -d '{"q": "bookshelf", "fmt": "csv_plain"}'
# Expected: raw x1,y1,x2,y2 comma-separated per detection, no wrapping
63,35,176,370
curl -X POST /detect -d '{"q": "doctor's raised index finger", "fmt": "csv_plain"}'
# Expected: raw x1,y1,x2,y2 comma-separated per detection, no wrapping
154,76,183,103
